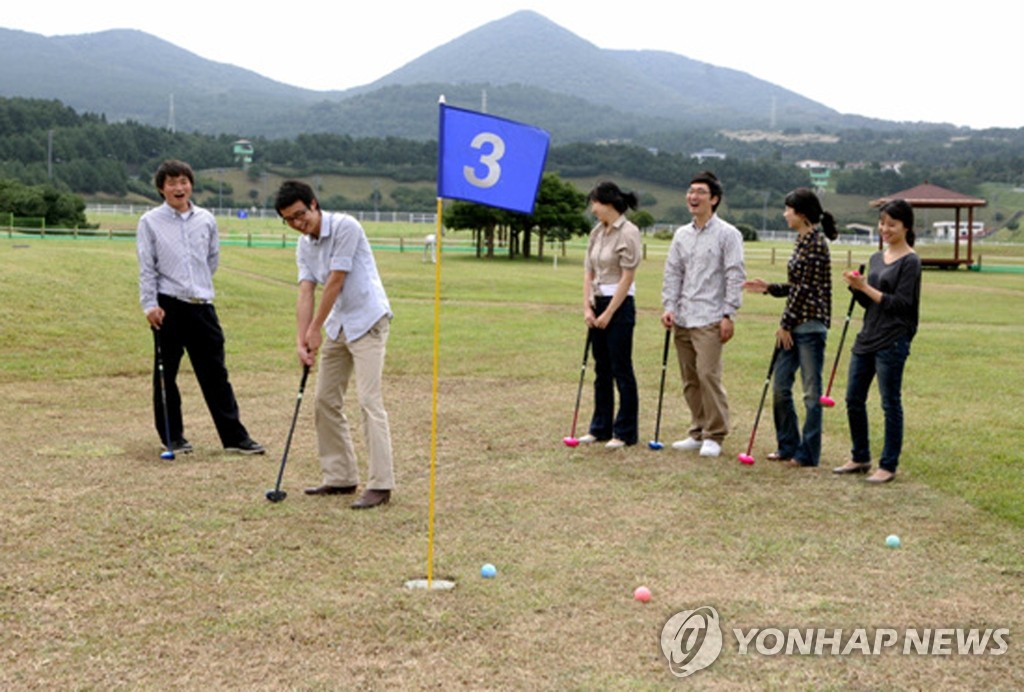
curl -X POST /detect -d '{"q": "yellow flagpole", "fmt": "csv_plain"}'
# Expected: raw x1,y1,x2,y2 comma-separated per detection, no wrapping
426,196,444,587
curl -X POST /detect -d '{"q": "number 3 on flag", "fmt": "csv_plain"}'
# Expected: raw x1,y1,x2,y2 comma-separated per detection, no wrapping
437,103,550,215
464,132,504,189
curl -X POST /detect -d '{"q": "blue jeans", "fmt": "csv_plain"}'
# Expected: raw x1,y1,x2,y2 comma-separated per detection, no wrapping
772,328,826,466
589,296,638,445
845,337,911,473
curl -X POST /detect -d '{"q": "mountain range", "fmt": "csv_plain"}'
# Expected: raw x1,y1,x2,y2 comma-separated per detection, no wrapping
1,11,908,143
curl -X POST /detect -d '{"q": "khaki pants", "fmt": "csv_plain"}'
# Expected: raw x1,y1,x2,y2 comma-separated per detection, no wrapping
315,317,394,490
674,323,730,443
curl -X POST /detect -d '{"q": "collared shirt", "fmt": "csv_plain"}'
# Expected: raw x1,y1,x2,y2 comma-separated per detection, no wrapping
766,228,832,331
296,211,392,342
137,201,218,311
661,214,746,328
585,214,642,297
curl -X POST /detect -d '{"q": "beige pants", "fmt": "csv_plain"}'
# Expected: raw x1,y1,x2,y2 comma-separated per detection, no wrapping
315,317,394,490
674,323,730,443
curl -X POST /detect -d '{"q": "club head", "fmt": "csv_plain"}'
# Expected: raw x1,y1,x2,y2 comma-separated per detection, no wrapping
265,489,287,503
738,453,755,465
819,395,836,407
648,440,664,450
160,450,175,460
563,436,580,448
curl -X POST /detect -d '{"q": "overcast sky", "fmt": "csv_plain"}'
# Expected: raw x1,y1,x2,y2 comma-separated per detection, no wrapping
4,1,1022,130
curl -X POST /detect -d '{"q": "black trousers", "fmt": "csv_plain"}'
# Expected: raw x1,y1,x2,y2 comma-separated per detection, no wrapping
588,296,639,445
152,295,249,447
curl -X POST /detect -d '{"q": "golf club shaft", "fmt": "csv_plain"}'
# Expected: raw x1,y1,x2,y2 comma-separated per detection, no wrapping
823,263,866,398
272,364,310,493
568,331,592,438
744,345,781,456
652,328,671,443
152,328,174,451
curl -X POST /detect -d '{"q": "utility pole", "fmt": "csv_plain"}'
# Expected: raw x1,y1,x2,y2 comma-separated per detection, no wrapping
167,94,176,133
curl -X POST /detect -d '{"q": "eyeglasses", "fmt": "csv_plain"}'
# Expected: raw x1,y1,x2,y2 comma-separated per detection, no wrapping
687,188,712,196
281,207,311,225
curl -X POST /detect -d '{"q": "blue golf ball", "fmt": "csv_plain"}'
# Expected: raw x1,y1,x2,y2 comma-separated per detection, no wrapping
885,534,901,549
160,451,175,460
481,563,497,578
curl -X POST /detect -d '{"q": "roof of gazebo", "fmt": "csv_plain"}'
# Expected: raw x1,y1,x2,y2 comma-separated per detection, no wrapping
871,182,987,209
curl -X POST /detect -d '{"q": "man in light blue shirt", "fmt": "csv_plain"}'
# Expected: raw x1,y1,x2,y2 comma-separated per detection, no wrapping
661,171,746,458
136,159,263,457
274,180,395,509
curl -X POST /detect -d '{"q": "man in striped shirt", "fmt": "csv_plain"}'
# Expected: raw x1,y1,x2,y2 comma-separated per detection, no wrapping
136,159,264,457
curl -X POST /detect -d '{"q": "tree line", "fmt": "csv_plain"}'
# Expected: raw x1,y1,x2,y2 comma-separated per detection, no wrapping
2,96,1022,230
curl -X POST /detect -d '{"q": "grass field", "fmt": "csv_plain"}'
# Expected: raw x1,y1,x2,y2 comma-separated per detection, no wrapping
1,227,1022,688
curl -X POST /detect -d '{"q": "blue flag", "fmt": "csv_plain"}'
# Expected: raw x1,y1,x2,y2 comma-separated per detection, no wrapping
437,103,550,214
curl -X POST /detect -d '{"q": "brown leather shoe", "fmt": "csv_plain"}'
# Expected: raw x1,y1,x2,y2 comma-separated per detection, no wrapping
304,484,357,496
833,461,871,475
351,488,391,509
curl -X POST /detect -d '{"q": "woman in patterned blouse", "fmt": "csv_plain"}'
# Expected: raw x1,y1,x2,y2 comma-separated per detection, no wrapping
743,188,837,468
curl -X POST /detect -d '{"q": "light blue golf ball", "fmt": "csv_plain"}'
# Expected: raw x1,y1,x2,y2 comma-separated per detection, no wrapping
481,563,497,578
885,534,901,549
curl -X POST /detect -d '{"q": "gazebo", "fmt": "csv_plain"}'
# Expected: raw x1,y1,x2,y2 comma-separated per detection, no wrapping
871,182,987,268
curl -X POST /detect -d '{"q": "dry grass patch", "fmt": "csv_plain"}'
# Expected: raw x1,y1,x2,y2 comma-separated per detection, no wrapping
1,369,1022,689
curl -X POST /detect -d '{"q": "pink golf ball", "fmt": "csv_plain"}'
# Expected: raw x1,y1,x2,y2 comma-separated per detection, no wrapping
634,586,651,603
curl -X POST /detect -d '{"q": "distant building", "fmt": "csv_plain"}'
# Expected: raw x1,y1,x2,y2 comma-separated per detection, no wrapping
691,148,727,163
233,139,254,170
932,220,985,239
795,159,839,170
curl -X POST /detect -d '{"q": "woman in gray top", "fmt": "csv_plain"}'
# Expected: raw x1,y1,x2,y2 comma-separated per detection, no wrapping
833,199,922,483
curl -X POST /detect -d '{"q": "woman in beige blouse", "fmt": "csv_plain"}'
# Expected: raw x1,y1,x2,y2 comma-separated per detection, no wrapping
579,181,643,448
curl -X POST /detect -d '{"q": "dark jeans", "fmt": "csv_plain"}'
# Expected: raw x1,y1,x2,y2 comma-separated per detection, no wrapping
152,295,250,447
772,328,826,466
588,296,638,445
845,336,911,473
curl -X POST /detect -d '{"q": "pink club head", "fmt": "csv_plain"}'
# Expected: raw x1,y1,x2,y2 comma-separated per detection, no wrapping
819,395,836,407
563,437,580,448
738,453,755,465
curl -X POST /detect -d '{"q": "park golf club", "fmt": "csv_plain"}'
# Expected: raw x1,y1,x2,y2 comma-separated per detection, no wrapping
562,331,592,447
265,364,310,503
152,327,175,460
737,345,782,465
820,264,866,407
648,329,672,450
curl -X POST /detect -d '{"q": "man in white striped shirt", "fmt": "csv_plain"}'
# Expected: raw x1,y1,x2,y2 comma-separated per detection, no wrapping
136,160,264,457
661,171,746,458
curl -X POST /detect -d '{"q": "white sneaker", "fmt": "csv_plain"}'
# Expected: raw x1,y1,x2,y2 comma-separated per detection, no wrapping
672,437,702,451
605,439,626,449
578,434,597,444
699,440,722,457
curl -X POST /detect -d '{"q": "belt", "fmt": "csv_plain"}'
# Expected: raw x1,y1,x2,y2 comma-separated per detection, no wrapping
161,293,211,305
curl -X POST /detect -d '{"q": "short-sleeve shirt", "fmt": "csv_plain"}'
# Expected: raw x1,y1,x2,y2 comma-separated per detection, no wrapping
295,211,392,342
585,215,642,296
